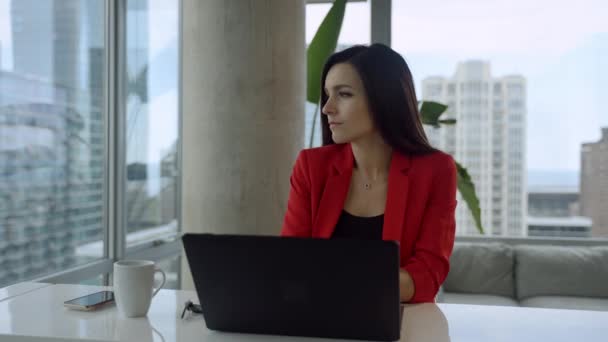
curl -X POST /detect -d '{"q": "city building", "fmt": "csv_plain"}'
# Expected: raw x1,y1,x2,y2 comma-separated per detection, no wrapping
528,186,580,217
422,61,527,236
0,1,105,287
527,186,591,238
527,216,592,238
581,127,608,237
0,71,103,287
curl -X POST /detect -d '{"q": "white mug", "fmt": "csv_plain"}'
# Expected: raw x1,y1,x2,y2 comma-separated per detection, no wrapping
113,260,166,318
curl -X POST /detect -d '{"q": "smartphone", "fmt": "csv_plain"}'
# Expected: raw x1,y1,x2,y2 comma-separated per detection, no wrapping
63,291,115,311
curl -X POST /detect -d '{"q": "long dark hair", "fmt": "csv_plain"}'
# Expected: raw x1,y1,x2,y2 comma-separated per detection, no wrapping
320,44,436,155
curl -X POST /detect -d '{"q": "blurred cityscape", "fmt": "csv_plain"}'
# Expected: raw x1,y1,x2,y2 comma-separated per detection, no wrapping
0,0,179,288
421,61,606,238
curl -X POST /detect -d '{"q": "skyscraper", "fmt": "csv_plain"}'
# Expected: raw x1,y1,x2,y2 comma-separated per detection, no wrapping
422,61,527,236
0,0,105,287
581,127,608,237
11,0,83,95
0,71,97,287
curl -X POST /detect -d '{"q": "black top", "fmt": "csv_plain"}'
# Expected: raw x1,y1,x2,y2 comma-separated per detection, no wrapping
331,210,384,240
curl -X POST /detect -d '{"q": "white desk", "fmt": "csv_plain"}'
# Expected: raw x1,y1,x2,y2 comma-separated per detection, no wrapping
0,282,52,303
0,283,607,341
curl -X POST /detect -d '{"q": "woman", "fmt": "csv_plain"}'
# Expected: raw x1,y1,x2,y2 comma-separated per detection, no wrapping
281,44,457,303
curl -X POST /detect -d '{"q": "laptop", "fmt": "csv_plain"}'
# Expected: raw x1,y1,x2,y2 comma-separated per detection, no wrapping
182,233,401,341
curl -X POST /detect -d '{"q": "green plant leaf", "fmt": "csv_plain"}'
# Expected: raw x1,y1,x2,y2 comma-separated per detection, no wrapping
438,119,457,125
420,101,448,127
455,161,484,234
307,0,347,104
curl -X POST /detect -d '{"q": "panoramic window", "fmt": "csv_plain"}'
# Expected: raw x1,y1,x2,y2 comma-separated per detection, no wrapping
0,0,106,287
393,0,607,238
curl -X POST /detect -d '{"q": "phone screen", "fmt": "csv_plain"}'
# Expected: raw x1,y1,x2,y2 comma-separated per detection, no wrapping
64,291,114,307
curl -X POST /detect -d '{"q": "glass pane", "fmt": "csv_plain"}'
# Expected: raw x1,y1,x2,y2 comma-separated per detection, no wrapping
156,254,180,290
0,0,106,288
125,0,179,247
306,1,371,47
79,273,106,286
393,0,608,238
305,1,371,148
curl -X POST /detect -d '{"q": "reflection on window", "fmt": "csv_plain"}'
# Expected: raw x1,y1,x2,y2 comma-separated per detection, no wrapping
79,273,107,286
125,0,179,247
156,254,180,290
0,0,106,287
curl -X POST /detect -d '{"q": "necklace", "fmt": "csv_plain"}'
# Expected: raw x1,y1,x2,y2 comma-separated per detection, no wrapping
355,168,386,191
361,177,388,190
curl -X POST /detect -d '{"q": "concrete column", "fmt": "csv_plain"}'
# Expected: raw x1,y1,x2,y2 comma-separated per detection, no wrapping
180,0,306,289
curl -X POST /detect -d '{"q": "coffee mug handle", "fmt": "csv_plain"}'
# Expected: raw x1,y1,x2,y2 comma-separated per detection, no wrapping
151,267,166,298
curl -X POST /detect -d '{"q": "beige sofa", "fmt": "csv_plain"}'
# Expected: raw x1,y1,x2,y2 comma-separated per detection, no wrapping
440,242,608,311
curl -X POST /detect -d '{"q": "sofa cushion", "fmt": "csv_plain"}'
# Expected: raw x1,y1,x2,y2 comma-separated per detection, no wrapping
515,246,608,300
520,296,608,312
442,292,519,307
443,243,515,298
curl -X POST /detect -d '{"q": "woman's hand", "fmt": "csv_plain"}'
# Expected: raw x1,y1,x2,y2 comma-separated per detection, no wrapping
399,269,415,302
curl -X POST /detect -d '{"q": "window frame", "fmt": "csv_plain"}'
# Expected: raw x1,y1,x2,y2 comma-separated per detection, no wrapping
31,0,183,287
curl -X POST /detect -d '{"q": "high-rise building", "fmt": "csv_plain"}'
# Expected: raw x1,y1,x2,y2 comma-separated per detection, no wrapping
0,71,102,287
11,0,83,95
0,0,105,287
422,61,527,236
581,127,608,237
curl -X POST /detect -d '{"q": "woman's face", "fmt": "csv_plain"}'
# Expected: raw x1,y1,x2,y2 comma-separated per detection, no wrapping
322,63,376,144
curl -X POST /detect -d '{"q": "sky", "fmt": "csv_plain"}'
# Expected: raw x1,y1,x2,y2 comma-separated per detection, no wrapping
307,0,608,173
0,1,10,68
1,0,606,175
0,0,178,167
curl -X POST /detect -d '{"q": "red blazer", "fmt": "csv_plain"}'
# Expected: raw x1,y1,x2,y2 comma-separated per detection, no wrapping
281,143,457,303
